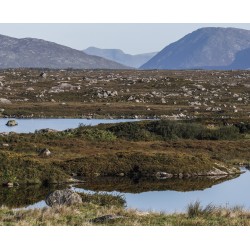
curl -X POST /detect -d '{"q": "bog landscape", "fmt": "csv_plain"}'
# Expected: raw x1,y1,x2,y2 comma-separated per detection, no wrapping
0,26,250,226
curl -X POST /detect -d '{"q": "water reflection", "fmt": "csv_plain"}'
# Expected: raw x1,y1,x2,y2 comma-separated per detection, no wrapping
74,175,238,193
0,173,243,212
0,184,68,208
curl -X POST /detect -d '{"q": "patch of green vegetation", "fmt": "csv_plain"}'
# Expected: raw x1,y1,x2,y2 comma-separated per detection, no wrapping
76,126,117,142
108,122,155,141
0,151,69,185
108,120,243,141
58,151,223,177
80,192,126,207
0,185,65,208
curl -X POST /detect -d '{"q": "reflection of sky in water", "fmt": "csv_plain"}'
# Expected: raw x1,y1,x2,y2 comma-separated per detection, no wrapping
21,171,250,212
0,118,141,133
123,171,250,213
72,171,250,213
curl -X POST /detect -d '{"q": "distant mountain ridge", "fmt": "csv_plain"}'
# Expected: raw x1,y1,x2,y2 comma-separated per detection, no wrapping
140,27,250,70
84,47,157,68
0,34,129,69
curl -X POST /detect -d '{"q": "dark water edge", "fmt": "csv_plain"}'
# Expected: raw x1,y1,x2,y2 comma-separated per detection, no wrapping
0,170,249,213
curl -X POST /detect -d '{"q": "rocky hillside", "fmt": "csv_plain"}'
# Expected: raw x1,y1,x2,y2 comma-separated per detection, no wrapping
0,34,129,69
141,27,250,69
84,47,157,68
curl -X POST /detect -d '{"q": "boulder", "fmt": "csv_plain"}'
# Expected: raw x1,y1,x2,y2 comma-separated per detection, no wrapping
39,148,51,157
6,120,18,126
40,72,47,78
45,189,82,207
0,98,11,104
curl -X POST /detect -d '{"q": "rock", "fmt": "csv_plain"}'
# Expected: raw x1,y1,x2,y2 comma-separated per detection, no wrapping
2,182,14,187
45,189,82,207
103,92,108,98
97,93,103,98
91,214,124,223
178,173,184,178
155,172,173,179
26,87,34,91
110,91,118,96
207,167,228,176
39,148,51,157
6,120,18,126
0,98,11,104
2,143,9,147
40,72,47,78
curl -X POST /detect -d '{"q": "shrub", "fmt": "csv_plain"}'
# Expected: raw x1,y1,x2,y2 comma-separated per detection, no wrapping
76,127,116,142
108,122,154,141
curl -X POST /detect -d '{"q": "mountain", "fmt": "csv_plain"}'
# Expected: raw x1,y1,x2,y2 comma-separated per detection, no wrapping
84,47,157,68
227,48,250,69
0,34,129,69
140,27,250,70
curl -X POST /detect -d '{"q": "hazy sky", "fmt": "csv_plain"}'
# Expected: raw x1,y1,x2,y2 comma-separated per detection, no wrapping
0,23,250,54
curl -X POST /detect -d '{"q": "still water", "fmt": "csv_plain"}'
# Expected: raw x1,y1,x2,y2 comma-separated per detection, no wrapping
0,118,142,133
2,170,248,213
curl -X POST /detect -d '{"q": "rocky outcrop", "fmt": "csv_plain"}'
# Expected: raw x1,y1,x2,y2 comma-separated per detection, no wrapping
6,120,18,126
45,189,82,207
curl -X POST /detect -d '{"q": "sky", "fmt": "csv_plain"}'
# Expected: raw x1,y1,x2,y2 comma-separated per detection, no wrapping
0,23,250,54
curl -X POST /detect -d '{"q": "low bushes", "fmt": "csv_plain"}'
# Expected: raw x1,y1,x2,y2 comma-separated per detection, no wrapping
76,126,117,142
107,120,242,141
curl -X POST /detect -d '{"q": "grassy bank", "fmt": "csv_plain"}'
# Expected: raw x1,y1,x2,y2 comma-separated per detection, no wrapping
1,200,250,226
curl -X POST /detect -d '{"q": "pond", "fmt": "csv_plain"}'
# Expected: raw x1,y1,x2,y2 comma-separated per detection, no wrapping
1,169,249,213
0,118,142,133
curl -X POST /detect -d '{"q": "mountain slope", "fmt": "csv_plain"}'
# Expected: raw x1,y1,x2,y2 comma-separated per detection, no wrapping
84,47,157,68
0,34,129,69
227,48,250,69
140,27,250,70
